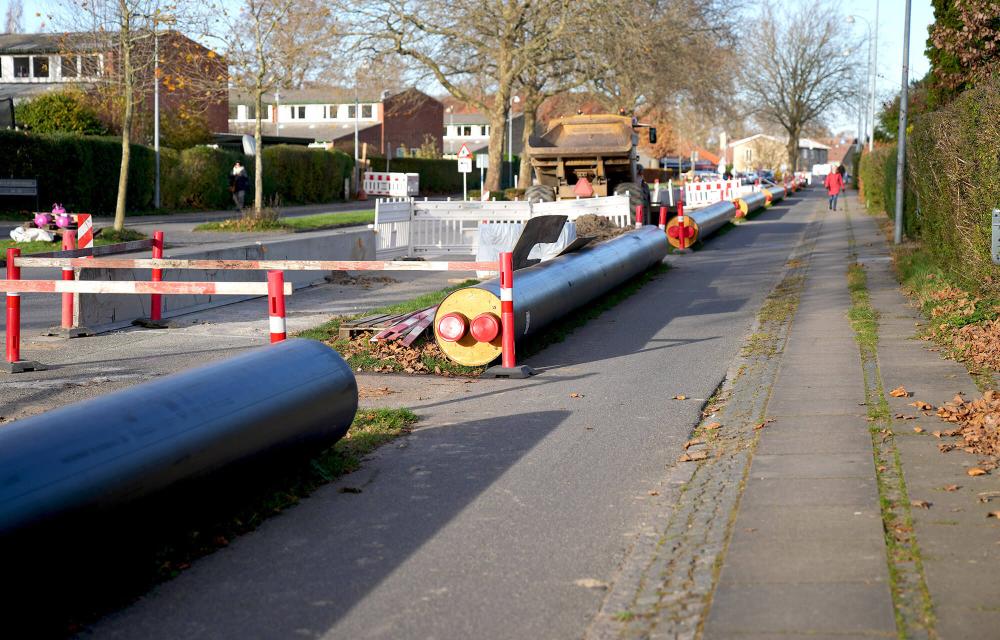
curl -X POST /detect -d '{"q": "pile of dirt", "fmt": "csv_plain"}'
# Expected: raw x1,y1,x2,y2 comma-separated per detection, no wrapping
930,391,1000,458
574,214,626,242
324,273,399,288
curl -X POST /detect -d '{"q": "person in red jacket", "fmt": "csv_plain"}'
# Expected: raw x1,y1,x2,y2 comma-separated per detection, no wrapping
824,165,845,211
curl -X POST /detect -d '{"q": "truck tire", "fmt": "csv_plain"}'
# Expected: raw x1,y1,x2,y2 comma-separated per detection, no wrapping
525,184,556,203
614,182,651,223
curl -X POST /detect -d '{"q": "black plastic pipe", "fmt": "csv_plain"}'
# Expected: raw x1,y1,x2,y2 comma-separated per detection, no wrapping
0,339,357,536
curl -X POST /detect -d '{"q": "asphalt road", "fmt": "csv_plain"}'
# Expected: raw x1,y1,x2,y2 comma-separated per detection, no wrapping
80,191,818,639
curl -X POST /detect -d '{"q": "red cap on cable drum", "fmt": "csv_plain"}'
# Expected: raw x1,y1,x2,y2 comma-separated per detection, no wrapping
470,312,501,343
437,312,468,342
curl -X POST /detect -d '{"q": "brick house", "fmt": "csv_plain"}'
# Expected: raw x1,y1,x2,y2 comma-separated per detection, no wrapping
0,31,228,133
228,87,443,157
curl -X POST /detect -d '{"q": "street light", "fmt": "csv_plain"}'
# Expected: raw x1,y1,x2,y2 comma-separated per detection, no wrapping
508,95,520,189
152,12,176,210
847,4,879,153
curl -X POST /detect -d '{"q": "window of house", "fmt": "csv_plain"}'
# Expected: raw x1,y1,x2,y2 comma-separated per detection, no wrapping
443,127,449,138
483,125,489,135
245,104,257,120
228,104,238,120
744,149,752,162
461,125,472,136
289,105,305,119
60,55,78,78
33,56,50,78
361,104,372,118
81,55,100,76
13,57,29,78
348,104,357,119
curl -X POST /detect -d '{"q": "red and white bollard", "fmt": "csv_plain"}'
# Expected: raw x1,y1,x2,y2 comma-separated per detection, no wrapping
635,204,644,229
658,206,667,231
150,230,164,322
483,251,534,378
267,270,287,343
4,248,43,373
60,230,75,330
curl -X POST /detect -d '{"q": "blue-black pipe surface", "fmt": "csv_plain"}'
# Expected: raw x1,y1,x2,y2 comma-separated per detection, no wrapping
0,339,357,536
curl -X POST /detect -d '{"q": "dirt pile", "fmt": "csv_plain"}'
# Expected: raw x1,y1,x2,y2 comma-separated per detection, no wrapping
574,214,626,242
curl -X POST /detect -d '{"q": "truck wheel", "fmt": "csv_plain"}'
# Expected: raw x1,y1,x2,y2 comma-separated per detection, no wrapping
525,184,556,203
614,182,651,222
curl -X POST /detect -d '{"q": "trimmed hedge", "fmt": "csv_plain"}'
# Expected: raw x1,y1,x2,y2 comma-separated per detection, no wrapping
0,130,354,214
0,129,154,213
861,76,1000,296
369,156,520,193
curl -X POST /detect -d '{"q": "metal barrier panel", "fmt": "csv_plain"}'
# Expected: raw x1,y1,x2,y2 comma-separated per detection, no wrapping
532,194,631,227
364,172,420,197
374,198,413,258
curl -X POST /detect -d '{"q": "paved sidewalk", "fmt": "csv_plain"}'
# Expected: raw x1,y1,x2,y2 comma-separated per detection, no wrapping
704,205,895,636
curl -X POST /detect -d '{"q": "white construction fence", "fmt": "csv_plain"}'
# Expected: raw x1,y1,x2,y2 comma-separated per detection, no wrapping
372,195,632,258
363,171,420,197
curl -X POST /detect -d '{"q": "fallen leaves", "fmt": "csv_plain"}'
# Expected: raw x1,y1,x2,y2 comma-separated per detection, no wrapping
943,484,961,492
913,426,925,433
987,511,1000,520
683,438,703,449
911,500,932,509
890,386,910,398
928,390,1000,457
678,450,709,462
648,490,660,496
574,578,609,590
967,468,989,477
909,400,934,410
673,395,687,401
703,422,722,430
754,418,775,431
569,392,583,398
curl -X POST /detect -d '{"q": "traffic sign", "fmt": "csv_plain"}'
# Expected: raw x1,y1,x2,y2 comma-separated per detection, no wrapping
458,158,472,173
458,143,473,159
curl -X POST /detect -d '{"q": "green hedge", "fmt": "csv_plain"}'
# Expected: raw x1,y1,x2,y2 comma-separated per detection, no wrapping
860,77,1000,296
0,129,154,213
0,130,353,214
369,156,520,193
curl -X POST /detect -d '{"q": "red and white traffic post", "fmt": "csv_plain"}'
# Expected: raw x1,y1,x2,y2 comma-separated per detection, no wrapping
635,204,644,229
150,230,164,321
658,206,667,231
4,248,44,373
60,230,75,329
267,270,287,343
483,251,534,378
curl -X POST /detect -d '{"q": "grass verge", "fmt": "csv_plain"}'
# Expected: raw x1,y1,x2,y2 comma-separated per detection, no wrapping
845,218,936,638
0,229,148,256
194,210,375,233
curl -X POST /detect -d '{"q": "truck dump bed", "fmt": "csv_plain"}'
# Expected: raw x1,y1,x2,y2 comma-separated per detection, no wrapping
527,114,634,158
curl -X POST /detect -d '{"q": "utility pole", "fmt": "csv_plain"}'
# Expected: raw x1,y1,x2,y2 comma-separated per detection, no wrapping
153,29,160,209
870,0,879,152
894,0,911,245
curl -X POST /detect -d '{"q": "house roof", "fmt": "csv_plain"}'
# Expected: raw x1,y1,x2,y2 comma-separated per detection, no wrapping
230,87,384,105
728,133,830,150
442,111,521,126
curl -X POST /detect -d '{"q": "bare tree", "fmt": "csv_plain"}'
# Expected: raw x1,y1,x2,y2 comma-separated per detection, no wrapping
4,0,23,33
267,0,342,90
741,1,863,171
223,0,295,214
342,0,573,192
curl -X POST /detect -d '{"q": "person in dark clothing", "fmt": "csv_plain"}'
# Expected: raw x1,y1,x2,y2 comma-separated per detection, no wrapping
229,162,250,211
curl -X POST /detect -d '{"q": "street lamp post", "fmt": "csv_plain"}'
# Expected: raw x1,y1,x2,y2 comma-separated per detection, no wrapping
894,0,912,245
152,13,175,210
847,12,876,152
508,95,520,189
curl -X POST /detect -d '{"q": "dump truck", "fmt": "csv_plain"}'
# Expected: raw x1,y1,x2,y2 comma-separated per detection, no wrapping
524,114,657,214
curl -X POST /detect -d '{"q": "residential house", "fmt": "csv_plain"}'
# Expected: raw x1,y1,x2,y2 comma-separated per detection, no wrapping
228,87,444,157
0,31,229,132
729,134,830,173
441,109,524,159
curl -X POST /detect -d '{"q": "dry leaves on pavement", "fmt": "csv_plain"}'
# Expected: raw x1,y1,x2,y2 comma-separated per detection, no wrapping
679,450,709,462
703,422,722,430
930,389,1000,457
968,468,989,477
911,500,932,509
890,386,910,398
673,395,687,400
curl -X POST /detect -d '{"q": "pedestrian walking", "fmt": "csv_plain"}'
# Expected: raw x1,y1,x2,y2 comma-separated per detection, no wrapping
230,162,249,211
824,165,845,211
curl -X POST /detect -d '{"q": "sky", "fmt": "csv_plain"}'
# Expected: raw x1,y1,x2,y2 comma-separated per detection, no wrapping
8,0,935,138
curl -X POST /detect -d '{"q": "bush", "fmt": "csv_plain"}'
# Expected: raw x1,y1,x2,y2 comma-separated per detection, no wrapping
368,156,518,193
16,91,108,136
858,145,894,215
260,145,353,204
166,146,246,210
0,129,153,213
905,77,1000,296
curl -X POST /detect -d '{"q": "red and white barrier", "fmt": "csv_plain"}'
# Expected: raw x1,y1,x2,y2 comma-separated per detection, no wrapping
150,231,164,321
684,179,742,209
635,204,644,229
500,252,516,370
15,257,500,272
363,172,419,197
267,270,287,343
658,206,667,231
6,248,22,365
60,231,75,330
0,280,291,295
76,214,93,250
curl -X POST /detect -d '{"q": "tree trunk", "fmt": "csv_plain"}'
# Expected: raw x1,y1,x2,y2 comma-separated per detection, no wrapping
485,99,508,193
518,96,540,189
113,12,132,232
786,129,800,174
254,88,264,214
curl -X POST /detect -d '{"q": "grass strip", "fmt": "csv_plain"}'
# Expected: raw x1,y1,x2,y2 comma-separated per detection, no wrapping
845,216,936,638
0,228,148,256
194,210,375,233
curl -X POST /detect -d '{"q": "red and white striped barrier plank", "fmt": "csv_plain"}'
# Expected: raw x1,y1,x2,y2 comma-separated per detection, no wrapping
400,314,434,348
0,280,292,296
76,214,94,250
16,258,498,272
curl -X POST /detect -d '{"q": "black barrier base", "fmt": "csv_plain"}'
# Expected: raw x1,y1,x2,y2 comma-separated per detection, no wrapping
2,359,46,373
42,326,90,338
481,364,536,379
132,318,169,329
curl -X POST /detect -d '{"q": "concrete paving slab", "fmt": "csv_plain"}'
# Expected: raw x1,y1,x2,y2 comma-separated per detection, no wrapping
739,477,879,508
720,534,887,584
748,453,875,479
731,505,884,541
753,429,873,454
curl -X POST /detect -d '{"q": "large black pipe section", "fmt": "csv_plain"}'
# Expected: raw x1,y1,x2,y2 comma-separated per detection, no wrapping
434,227,669,366
664,200,737,249
0,338,358,537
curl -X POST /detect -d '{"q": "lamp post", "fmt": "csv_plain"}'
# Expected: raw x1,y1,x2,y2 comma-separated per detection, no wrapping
508,95,520,189
152,12,175,210
847,6,878,152
894,0,912,245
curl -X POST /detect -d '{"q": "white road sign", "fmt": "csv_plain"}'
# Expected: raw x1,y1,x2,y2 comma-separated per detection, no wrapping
458,158,473,173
